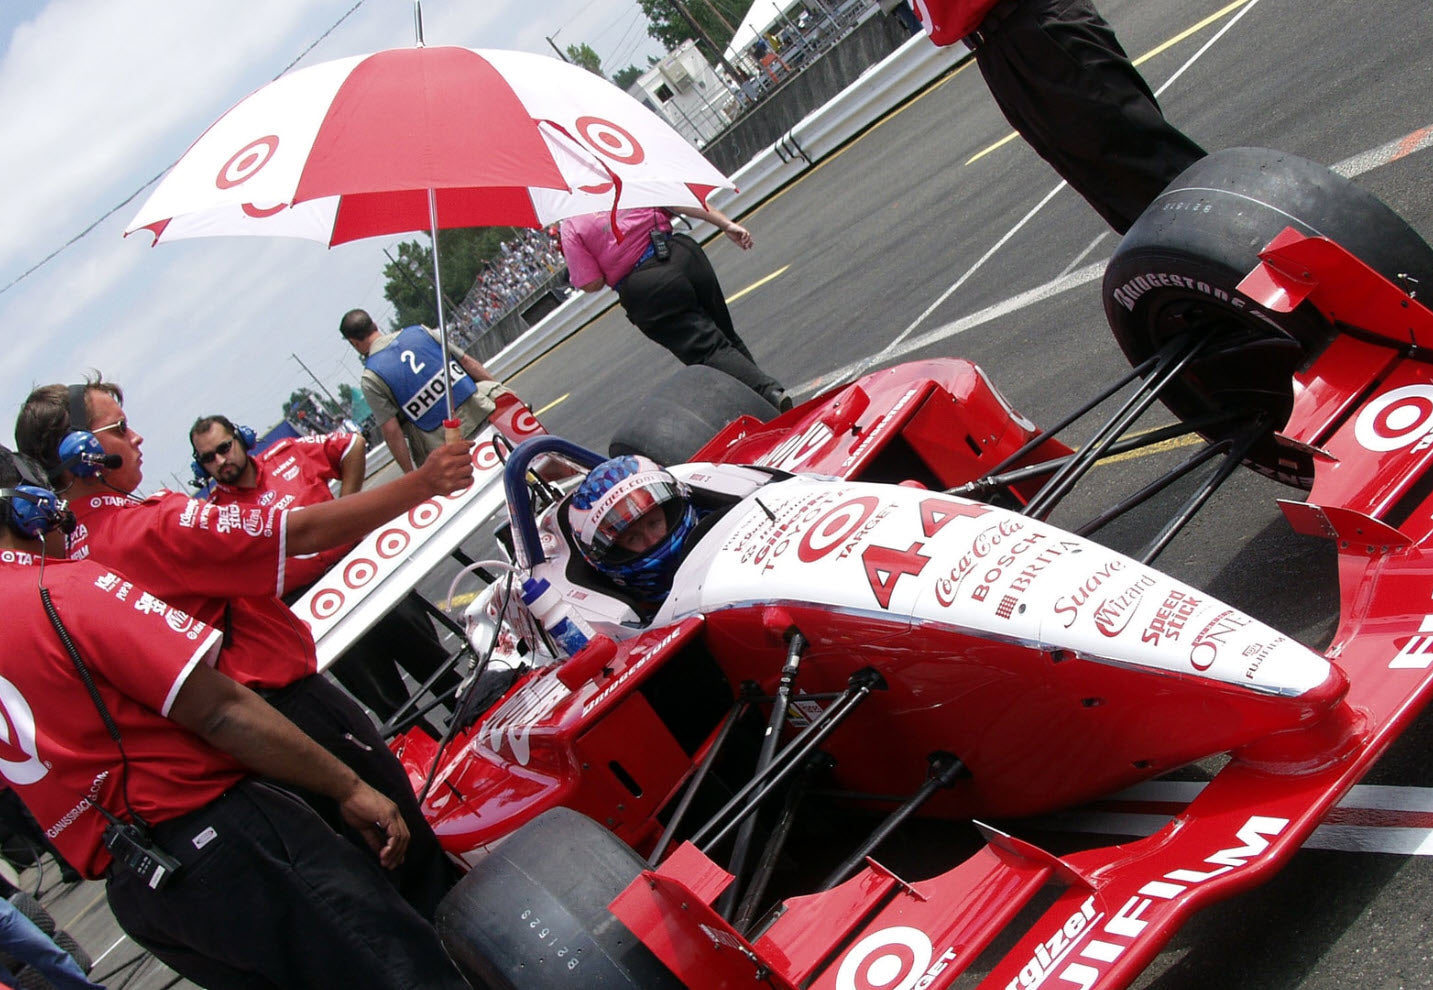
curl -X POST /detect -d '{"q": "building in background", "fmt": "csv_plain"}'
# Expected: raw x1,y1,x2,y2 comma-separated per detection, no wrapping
628,40,739,149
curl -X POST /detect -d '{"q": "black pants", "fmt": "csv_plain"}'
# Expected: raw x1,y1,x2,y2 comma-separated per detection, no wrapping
106,781,469,990
618,233,784,399
263,675,458,921
972,0,1206,233
326,593,459,725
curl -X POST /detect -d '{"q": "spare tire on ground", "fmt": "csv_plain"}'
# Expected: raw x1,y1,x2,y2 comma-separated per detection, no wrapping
1102,146,1433,486
435,807,684,990
608,364,779,465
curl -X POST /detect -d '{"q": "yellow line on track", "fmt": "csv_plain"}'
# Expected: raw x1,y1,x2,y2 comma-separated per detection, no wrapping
727,264,791,304
533,393,569,417
964,0,1258,166
1089,431,1204,467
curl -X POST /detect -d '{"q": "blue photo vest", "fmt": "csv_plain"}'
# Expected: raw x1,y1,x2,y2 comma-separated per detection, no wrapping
365,326,478,431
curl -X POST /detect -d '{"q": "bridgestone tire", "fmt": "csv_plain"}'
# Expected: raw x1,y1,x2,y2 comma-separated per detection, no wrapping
1103,147,1433,485
435,807,683,990
608,365,779,465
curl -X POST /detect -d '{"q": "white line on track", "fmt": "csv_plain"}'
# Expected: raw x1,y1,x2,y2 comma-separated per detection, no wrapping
794,128,1433,399
1028,781,1433,855
867,0,1266,369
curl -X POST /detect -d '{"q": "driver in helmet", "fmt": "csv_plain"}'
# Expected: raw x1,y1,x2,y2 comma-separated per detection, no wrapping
568,455,701,606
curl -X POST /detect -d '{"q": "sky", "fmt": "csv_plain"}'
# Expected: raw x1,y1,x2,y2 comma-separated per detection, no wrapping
0,0,669,492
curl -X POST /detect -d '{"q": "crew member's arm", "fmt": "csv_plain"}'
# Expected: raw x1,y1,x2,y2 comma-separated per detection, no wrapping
458,353,497,384
169,665,409,867
379,418,415,474
285,439,472,554
575,277,605,292
671,205,754,250
337,433,367,498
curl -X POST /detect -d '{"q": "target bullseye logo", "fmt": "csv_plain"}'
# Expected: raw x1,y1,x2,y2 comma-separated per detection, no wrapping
798,497,880,562
217,136,279,189
376,528,410,559
576,116,645,165
1355,385,1433,452
241,202,287,218
512,409,540,436
310,588,345,620
408,501,442,529
836,927,933,990
343,558,377,589
473,442,501,470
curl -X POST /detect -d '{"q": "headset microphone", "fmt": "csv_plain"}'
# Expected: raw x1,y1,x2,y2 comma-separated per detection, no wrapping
78,451,123,470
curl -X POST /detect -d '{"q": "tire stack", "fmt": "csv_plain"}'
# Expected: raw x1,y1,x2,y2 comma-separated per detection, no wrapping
0,890,96,990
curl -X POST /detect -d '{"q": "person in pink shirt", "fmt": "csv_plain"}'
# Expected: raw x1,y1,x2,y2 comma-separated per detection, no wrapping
560,205,792,411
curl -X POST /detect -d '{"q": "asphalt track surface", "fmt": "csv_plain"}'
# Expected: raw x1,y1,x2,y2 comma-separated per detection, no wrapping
27,1,1433,987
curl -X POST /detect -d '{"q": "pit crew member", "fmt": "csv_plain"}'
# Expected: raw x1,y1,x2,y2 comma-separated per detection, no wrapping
0,444,467,989
15,378,465,919
339,307,515,473
190,415,457,724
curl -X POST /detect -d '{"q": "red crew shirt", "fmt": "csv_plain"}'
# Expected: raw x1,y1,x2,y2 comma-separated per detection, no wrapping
0,551,245,878
209,433,359,592
68,491,316,690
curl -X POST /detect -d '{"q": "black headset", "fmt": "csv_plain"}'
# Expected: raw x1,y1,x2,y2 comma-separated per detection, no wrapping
0,449,76,538
56,384,111,480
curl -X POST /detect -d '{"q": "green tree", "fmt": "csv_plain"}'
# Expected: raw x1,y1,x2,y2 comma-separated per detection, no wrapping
638,0,751,77
612,64,645,90
382,226,522,329
565,42,603,76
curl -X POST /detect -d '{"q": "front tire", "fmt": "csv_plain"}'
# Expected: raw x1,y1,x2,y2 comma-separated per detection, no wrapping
1103,147,1433,486
435,807,683,990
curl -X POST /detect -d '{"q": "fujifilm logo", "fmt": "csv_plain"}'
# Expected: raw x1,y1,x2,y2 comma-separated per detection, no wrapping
1006,816,1288,990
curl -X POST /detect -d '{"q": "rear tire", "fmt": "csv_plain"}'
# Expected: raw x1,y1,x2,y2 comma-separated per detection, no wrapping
435,807,683,990
609,365,778,465
1103,146,1433,485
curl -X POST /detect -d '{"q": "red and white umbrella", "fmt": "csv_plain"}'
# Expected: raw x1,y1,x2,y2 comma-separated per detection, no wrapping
126,46,734,246
125,43,736,427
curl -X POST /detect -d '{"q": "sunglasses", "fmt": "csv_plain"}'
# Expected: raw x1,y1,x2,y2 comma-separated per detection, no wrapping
91,418,128,437
196,438,238,466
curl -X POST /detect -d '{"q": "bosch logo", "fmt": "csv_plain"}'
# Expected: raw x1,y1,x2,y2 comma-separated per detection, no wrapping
836,927,955,990
216,136,279,189
1355,385,1433,452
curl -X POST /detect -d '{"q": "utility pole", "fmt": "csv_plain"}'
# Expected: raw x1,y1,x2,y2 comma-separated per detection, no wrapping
290,353,341,411
697,0,736,35
546,35,572,63
670,0,749,81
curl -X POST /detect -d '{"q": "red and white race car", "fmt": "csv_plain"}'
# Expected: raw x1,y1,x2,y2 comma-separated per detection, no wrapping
317,147,1433,990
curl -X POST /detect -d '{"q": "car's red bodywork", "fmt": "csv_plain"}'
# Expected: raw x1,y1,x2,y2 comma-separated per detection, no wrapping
396,230,1433,989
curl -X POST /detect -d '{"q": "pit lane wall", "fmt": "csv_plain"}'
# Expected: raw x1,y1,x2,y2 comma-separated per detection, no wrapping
482,33,971,379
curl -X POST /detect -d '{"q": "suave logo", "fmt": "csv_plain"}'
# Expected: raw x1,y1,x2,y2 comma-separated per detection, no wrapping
0,677,47,785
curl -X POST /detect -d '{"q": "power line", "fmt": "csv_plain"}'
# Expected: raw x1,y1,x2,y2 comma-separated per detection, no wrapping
0,1,367,298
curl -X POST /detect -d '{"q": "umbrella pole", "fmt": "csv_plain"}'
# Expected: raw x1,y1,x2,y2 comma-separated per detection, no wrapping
426,187,461,442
